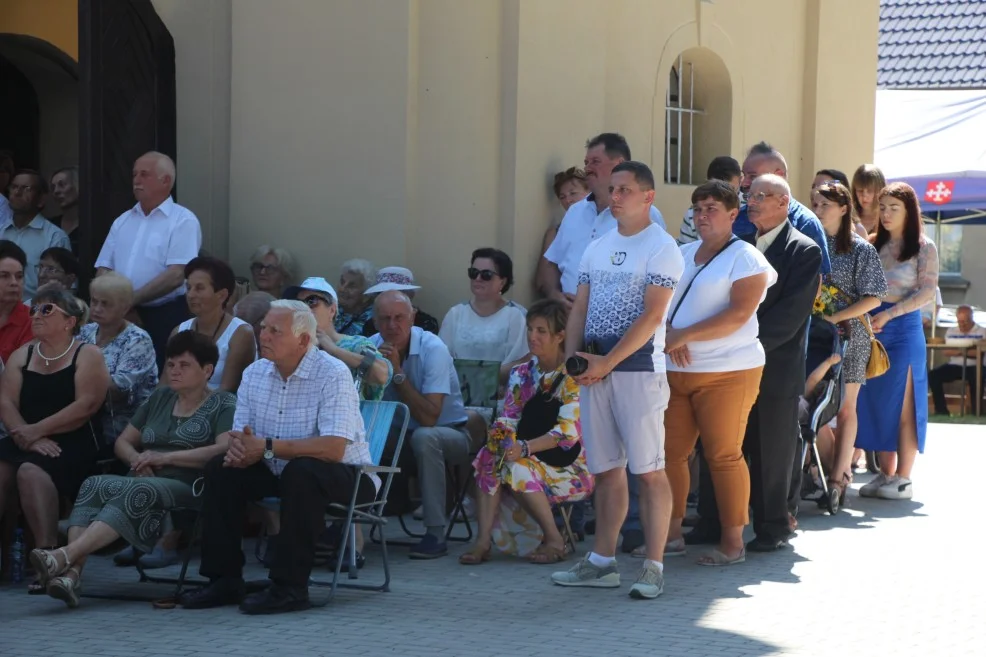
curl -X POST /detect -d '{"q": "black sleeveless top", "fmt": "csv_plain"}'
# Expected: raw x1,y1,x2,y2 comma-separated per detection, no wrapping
515,369,580,468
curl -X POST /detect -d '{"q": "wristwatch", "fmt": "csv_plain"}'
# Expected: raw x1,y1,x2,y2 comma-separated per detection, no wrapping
263,438,274,461
392,373,406,385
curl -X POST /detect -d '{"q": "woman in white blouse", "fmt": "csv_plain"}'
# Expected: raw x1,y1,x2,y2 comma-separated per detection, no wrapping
439,248,529,378
663,181,777,567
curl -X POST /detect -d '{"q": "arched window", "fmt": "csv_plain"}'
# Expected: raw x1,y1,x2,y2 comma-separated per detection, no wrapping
664,47,731,185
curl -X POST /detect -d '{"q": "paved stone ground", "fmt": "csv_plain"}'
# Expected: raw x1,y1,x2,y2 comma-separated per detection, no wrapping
0,423,981,657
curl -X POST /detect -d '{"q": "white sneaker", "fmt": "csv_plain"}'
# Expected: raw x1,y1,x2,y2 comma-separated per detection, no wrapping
876,476,913,500
859,473,889,498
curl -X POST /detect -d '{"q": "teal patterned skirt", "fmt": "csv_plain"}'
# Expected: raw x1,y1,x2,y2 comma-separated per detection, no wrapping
67,474,198,553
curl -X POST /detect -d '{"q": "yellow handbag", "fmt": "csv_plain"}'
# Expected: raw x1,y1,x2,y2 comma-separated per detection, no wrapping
862,314,890,379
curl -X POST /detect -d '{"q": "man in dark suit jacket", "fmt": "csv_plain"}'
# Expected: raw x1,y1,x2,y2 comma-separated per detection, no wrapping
688,174,822,551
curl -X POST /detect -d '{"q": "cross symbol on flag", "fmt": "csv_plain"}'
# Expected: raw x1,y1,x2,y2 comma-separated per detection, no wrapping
925,180,954,205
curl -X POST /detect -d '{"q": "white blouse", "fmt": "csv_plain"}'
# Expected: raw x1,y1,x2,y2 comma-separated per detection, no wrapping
178,316,256,389
438,301,528,364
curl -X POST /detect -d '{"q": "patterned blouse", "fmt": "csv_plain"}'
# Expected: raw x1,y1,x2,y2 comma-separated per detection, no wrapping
877,235,940,317
826,234,889,321
336,334,392,401
80,322,159,445
494,358,580,450
335,305,374,336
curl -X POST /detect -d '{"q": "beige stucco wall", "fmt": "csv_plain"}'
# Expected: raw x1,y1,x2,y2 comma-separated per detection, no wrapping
153,0,881,316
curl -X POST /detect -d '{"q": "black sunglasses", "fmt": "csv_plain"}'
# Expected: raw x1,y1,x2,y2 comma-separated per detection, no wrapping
301,294,330,308
467,267,498,281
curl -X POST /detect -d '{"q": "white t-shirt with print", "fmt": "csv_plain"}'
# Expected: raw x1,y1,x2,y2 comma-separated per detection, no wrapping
944,324,986,366
578,223,684,373
666,240,777,373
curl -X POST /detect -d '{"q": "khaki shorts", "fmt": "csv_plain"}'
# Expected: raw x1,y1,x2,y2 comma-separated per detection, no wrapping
580,371,669,475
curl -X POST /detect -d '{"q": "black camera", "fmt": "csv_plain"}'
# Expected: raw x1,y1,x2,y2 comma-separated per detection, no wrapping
565,355,589,376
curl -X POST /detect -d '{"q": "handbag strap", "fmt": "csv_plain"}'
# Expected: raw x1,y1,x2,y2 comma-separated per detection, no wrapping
668,237,739,325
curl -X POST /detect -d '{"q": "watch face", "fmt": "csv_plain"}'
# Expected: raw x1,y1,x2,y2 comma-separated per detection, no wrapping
393,373,405,384
264,449,274,461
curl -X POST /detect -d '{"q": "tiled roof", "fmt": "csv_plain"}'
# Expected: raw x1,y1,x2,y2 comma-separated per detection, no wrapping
878,0,986,89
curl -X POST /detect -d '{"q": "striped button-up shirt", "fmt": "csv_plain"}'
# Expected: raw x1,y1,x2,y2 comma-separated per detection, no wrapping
0,213,71,300
234,348,377,489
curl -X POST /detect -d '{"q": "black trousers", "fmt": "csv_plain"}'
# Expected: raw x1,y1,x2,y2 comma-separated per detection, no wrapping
696,394,801,541
929,364,981,414
198,455,376,587
137,295,191,372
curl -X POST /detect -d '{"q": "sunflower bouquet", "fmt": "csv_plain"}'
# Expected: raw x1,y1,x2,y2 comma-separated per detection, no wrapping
486,420,517,470
813,280,850,319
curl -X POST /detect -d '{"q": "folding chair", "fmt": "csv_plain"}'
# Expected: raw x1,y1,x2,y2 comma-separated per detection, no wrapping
253,400,409,606
554,502,580,554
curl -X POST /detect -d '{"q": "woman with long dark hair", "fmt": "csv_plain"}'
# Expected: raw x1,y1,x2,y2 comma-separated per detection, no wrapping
856,182,938,500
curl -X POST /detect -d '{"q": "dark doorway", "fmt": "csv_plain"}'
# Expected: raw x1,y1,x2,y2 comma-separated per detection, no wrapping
0,54,40,171
78,0,177,276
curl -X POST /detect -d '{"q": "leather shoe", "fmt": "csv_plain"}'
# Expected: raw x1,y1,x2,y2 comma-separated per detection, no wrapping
683,523,721,545
179,577,245,609
746,535,789,552
239,584,311,615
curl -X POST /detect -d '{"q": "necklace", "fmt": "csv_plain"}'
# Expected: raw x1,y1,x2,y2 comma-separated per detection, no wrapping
37,338,76,366
195,314,227,343
174,391,210,426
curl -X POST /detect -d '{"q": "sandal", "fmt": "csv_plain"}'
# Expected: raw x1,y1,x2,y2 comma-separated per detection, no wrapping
527,543,567,565
827,472,852,507
28,546,71,590
697,547,746,567
458,545,491,565
46,567,82,608
632,538,686,559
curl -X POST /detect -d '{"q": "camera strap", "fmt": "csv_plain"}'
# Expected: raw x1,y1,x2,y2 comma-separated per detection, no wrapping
668,237,739,326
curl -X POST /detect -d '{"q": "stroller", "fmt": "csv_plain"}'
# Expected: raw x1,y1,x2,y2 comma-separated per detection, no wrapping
799,319,849,515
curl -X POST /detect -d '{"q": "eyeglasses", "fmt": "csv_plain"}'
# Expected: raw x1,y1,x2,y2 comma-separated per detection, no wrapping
301,294,330,308
30,303,70,317
467,268,498,281
748,191,779,204
35,264,64,276
8,184,36,194
250,263,280,275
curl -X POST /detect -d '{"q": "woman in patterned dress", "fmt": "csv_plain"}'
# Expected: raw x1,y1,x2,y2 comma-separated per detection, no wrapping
810,182,888,501
28,331,235,608
460,299,593,565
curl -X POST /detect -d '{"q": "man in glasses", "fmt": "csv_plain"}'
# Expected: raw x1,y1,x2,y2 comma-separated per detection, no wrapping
95,151,202,371
0,170,71,301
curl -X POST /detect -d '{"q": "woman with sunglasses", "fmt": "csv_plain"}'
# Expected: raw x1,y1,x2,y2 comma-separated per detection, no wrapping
439,248,529,377
0,288,110,594
248,245,297,297
172,256,256,392
810,181,888,502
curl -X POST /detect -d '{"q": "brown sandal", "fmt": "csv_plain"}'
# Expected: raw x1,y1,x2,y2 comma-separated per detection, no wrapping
458,545,491,565
527,544,567,564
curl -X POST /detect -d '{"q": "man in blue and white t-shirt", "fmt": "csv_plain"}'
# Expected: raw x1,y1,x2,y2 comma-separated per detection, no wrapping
551,161,683,600
929,304,986,415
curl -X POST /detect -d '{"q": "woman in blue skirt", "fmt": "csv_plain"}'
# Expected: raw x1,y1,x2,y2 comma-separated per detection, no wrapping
856,182,939,500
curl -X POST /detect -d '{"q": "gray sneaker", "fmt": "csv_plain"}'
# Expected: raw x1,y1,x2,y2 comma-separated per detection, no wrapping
551,556,620,588
859,472,889,498
629,562,665,600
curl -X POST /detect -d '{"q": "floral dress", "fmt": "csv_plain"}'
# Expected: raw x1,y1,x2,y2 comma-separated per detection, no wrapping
335,305,374,336
472,359,593,554
336,334,392,401
817,234,889,383
79,322,159,445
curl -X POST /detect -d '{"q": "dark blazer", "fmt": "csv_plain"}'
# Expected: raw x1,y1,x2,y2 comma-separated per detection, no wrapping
744,221,822,398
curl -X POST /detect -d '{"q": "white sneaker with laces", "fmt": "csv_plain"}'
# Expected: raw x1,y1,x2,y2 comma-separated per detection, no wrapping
859,473,889,498
876,476,912,500
629,562,665,600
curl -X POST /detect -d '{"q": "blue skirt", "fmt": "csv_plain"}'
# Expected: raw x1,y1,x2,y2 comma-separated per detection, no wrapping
856,303,928,453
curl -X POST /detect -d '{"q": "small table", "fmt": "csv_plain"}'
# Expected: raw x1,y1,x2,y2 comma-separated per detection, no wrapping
925,342,986,416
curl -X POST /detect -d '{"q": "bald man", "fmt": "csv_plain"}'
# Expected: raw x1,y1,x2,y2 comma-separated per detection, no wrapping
96,151,202,369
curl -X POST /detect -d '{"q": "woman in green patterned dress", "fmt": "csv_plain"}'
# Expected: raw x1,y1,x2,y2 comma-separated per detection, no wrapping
28,330,236,608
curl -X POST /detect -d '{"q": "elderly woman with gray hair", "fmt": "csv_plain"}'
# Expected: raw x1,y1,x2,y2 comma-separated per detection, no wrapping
335,258,378,336
249,245,298,297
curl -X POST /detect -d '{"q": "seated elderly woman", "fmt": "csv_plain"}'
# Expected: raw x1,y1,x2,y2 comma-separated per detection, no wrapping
80,272,159,447
249,245,297,297
0,288,109,594
233,290,275,347
173,256,256,391
459,299,593,565
37,247,80,292
28,331,236,608
334,258,377,336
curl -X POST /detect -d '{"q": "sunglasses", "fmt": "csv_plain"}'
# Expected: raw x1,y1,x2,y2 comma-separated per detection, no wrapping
250,263,280,275
30,303,70,317
467,268,498,282
301,294,331,308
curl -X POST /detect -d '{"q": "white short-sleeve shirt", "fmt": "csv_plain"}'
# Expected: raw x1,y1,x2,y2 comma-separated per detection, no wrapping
578,222,683,373
546,194,666,295
178,316,257,389
95,197,202,306
438,301,528,364
666,240,777,373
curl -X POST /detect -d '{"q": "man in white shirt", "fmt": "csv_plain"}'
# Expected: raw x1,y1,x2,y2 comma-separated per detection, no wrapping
551,161,683,600
929,305,986,415
0,170,71,300
180,301,376,615
541,133,665,309
96,151,202,369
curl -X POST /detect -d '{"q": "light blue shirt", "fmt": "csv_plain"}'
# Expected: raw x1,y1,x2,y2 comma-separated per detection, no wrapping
0,213,71,300
371,327,468,430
